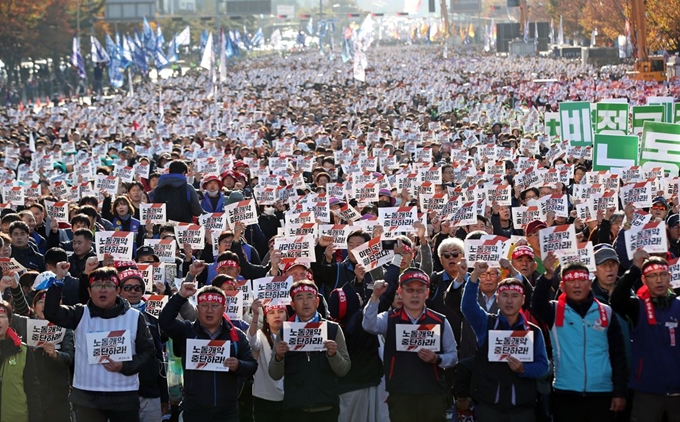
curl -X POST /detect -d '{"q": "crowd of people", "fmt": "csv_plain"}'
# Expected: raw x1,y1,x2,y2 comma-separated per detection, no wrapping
0,44,679,422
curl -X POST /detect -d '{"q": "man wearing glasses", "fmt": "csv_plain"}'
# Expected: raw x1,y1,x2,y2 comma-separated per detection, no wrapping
159,280,257,422
363,268,458,422
611,251,680,422
44,265,157,422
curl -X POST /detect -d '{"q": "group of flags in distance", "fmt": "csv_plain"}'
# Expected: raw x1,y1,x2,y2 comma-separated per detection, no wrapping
71,17,265,89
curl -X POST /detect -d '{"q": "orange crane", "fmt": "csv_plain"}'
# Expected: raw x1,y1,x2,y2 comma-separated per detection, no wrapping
629,0,665,81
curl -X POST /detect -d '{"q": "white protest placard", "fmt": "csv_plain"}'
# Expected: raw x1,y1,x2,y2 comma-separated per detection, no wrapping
283,321,328,352
199,213,228,232
285,208,315,226
174,224,205,250
485,184,512,207
135,163,150,179
285,222,318,238
186,339,231,371
86,330,133,364
669,258,680,289
225,292,244,320
624,221,668,259
488,330,534,362
512,206,542,229
559,241,597,272
95,175,120,198
303,201,331,223
319,224,352,249
144,295,169,319
352,182,379,203
26,320,66,347
44,200,69,224
225,199,258,228
274,235,316,263
538,194,569,218
114,166,134,183
378,206,418,233
2,186,24,206
538,224,578,257
395,324,441,352
143,238,177,263
251,276,293,306
140,203,167,224
465,237,510,268
620,181,653,208
449,201,478,227
420,193,448,213
254,186,277,205
629,210,652,230
332,204,361,223
95,231,134,261
350,236,394,271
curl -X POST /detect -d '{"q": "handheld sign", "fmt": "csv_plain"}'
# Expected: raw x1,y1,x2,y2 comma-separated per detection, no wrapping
283,321,328,352
186,339,231,372
143,238,177,263
624,221,668,259
225,292,244,320
144,295,169,319
86,330,133,364
174,224,205,250
274,235,316,263
96,231,134,261
0,258,27,275
251,276,293,306
44,200,69,224
396,324,441,352
464,237,510,268
538,225,578,258
140,203,167,224
488,330,534,362
318,224,352,249
378,206,418,233
198,213,228,232
26,320,66,347
225,199,258,228
350,236,395,271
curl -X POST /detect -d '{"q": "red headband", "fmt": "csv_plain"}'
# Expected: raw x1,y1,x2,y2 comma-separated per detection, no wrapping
399,271,430,286
197,293,226,306
0,307,6,315
562,270,590,282
403,244,413,254
89,276,120,286
497,284,524,295
118,269,143,282
643,263,669,276
217,260,239,269
290,284,318,298
264,304,287,313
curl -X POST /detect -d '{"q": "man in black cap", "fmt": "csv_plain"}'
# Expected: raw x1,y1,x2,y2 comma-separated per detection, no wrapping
136,246,160,264
666,214,680,258
651,196,669,221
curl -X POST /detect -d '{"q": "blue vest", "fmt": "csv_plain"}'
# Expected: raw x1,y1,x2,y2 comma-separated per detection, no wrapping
113,216,141,255
629,298,680,394
550,299,613,393
201,193,225,213
383,307,447,395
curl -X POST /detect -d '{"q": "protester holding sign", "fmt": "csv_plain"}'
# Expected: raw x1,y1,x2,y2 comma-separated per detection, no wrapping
461,262,549,420
117,268,169,421
0,299,42,422
247,298,288,420
610,251,680,422
4,279,73,422
531,256,627,421
150,161,204,223
43,265,156,421
158,282,257,422
101,195,144,253
269,280,350,421
363,268,457,422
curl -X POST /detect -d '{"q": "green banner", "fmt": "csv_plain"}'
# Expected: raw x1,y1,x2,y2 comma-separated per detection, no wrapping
640,121,680,174
559,101,593,147
632,105,664,135
595,103,629,135
592,134,639,171
647,96,674,123
544,112,561,137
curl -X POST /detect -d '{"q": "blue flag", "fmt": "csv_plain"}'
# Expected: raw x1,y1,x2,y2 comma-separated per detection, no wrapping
71,36,86,79
105,33,124,88
143,17,156,53
91,35,110,63
251,28,263,47
167,33,179,63
200,29,208,55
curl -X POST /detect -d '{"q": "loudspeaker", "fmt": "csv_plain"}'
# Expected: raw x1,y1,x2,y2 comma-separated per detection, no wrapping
429,0,436,12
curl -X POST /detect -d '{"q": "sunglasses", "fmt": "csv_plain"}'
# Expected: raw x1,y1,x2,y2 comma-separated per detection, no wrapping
441,251,461,259
122,285,144,292
652,204,666,210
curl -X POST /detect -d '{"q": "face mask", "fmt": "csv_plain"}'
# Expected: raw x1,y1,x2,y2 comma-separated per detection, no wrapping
378,200,392,208
207,189,220,197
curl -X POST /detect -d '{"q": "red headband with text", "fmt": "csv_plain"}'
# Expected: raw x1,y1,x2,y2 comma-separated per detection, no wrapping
89,275,120,286
399,271,430,285
643,263,669,276
497,284,525,295
217,260,239,269
198,293,226,306
290,284,318,298
562,270,590,282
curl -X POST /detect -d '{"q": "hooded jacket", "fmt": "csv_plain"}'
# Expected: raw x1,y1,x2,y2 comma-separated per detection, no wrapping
151,174,204,223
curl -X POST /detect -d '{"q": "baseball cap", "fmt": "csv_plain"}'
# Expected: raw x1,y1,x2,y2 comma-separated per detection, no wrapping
399,268,430,287
525,220,548,235
667,214,680,228
594,245,620,265
512,246,535,260
653,197,668,208
136,246,160,262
